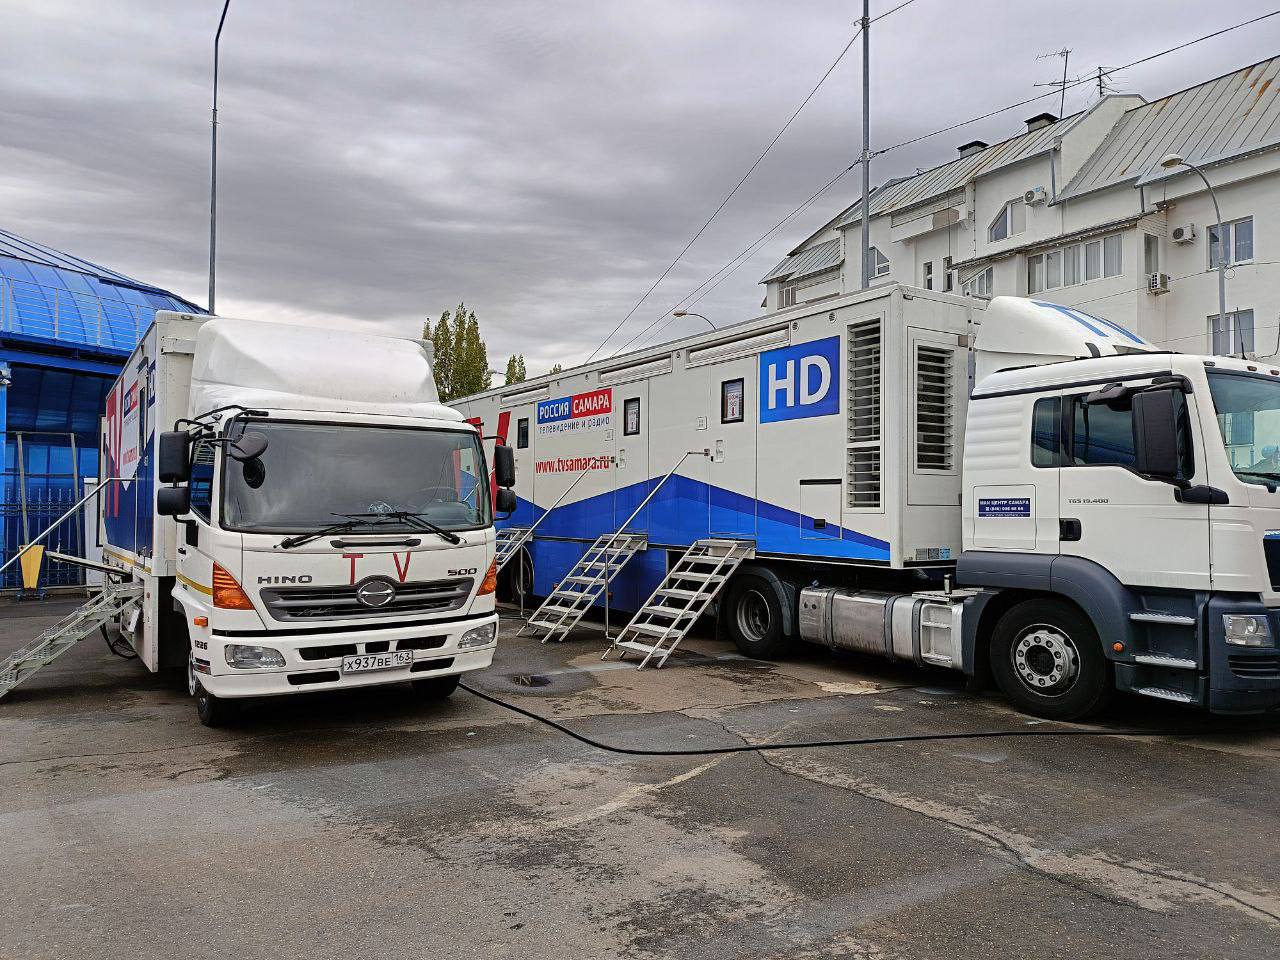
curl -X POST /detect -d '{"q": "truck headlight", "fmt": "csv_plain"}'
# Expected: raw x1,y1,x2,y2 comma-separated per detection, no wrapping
1223,615,1271,647
458,623,497,649
225,644,286,668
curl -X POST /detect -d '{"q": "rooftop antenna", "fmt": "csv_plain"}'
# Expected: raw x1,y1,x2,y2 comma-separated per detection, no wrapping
1035,47,1072,118
859,0,870,290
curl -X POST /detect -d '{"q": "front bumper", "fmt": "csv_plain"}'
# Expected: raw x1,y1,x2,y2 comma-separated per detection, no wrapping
196,613,497,698
1206,596,1280,714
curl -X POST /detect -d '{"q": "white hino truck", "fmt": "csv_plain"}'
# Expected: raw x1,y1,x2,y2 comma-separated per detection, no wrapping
455,286,1280,720
91,311,516,725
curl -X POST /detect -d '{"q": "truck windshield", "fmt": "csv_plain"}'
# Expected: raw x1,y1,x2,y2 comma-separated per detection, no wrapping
1206,372,1280,489
221,420,491,533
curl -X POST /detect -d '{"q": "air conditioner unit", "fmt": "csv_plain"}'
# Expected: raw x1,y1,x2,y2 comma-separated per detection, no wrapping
1023,186,1048,205
1171,223,1197,244
1147,272,1170,294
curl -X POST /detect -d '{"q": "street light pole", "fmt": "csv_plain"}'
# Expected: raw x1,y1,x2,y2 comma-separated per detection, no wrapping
209,0,232,315
859,0,871,290
1160,153,1230,353
672,310,715,330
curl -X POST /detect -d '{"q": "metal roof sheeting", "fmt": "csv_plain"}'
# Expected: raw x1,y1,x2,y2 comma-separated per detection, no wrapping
762,237,842,283
1061,57,1280,200
837,113,1079,226
0,227,203,354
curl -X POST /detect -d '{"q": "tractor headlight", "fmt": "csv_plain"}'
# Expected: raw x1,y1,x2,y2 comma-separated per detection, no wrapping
1222,615,1271,647
225,644,286,668
458,623,497,649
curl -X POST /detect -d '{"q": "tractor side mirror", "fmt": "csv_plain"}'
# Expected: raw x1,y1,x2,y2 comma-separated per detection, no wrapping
1133,388,1184,484
493,444,516,488
158,431,191,483
157,485,191,517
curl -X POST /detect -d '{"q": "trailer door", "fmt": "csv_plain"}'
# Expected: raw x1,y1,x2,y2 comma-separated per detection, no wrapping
708,358,757,537
613,382,650,532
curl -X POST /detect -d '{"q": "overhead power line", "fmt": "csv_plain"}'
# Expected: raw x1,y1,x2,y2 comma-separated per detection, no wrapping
872,9,1280,158
583,27,865,363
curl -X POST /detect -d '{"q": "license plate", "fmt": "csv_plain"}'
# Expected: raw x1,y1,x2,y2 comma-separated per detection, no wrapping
341,650,413,673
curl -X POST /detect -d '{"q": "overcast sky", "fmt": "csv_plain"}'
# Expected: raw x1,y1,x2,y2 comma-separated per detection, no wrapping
2,0,1277,374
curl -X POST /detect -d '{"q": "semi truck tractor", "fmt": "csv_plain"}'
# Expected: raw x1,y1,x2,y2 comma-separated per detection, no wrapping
455,286,1280,719
96,310,516,726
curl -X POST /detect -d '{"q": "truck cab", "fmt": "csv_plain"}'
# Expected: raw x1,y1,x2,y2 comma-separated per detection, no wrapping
960,302,1280,717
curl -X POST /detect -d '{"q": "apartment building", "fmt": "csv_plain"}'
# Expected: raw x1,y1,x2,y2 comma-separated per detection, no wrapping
761,57,1280,359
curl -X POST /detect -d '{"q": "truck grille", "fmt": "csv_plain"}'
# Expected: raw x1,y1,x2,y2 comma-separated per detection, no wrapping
1265,536,1280,591
260,577,473,622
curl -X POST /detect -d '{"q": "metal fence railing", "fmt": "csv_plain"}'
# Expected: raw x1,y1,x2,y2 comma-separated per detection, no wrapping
0,276,152,351
2,431,94,591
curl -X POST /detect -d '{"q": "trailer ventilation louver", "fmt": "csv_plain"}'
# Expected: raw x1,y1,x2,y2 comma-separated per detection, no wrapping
915,345,955,471
846,319,882,509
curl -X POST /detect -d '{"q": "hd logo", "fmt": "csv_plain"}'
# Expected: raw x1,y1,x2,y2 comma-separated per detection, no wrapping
758,336,840,423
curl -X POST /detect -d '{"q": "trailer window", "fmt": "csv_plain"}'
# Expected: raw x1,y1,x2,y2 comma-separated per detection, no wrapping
623,397,641,436
721,379,744,423
1031,397,1063,467
517,418,529,449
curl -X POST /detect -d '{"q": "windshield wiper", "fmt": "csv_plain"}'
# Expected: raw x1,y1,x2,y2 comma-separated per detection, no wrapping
1235,470,1280,491
347,510,464,545
277,515,391,549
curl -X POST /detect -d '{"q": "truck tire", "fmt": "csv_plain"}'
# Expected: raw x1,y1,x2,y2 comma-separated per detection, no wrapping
988,598,1112,721
723,573,793,660
189,657,239,728
412,674,461,699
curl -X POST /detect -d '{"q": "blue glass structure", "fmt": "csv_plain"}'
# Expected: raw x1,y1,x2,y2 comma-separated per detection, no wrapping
0,227,204,588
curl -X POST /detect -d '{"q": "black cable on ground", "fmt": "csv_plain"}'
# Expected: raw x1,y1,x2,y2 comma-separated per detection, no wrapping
459,681,1273,757
101,623,137,660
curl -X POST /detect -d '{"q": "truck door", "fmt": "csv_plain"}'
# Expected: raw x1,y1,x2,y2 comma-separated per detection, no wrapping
708,358,757,537
613,382,650,532
1057,387,1209,588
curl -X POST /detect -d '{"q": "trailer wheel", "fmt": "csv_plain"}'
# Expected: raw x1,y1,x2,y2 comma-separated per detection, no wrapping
723,573,792,659
989,598,1111,721
189,657,238,728
412,674,461,699
498,549,534,606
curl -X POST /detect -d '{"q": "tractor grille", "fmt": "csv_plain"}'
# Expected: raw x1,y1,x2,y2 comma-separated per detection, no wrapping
261,577,473,622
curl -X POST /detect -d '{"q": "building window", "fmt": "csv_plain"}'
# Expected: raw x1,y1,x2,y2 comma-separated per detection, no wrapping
516,417,529,449
943,256,954,292
922,260,933,290
721,378,744,423
961,266,993,297
1209,217,1254,268
1144,234,1160,275
1027,232,1123,294
1064,244,1081,285
868,247,890,279
1103,234,1122,277
779,283,797,308
623,397,641,435
1027,255,1045,294
988,199,1026,242
1209,309,1255,356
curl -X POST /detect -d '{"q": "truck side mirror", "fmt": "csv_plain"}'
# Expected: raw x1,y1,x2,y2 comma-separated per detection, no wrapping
1133,388,1183,484
495,487,517,515
157,485,191,517
494,444,516,488
158,431,191,483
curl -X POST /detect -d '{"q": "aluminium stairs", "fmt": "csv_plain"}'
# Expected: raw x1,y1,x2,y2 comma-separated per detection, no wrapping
604,538,754,669
518,532,648,643
494,525,535,573
0,579,143,700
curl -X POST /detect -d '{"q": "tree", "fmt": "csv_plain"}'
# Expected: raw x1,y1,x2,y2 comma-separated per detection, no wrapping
548,363,563,375
429,310,455,400
504,354,527,385
430,301,493,401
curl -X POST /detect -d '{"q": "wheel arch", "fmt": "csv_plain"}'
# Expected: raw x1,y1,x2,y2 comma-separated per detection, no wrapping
730,562,799,638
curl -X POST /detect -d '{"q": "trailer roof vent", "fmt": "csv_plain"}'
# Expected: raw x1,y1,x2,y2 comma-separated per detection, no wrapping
957,140,988,158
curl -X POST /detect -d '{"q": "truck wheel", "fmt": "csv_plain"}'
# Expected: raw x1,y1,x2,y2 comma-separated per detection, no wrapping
989,598,1112,721
723,573,792,659
412,674,461,699
189,657,238,728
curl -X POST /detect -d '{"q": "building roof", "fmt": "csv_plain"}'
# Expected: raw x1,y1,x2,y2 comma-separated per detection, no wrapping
761,237,843,284
1060,57,1280,201
0,227,203,356
837,111,1080,226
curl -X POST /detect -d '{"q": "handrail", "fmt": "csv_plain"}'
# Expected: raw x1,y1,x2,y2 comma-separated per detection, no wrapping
496,463,596,570
0,478,127,577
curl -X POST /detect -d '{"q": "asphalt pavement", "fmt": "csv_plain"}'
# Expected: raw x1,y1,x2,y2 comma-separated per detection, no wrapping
1,597,1277,959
